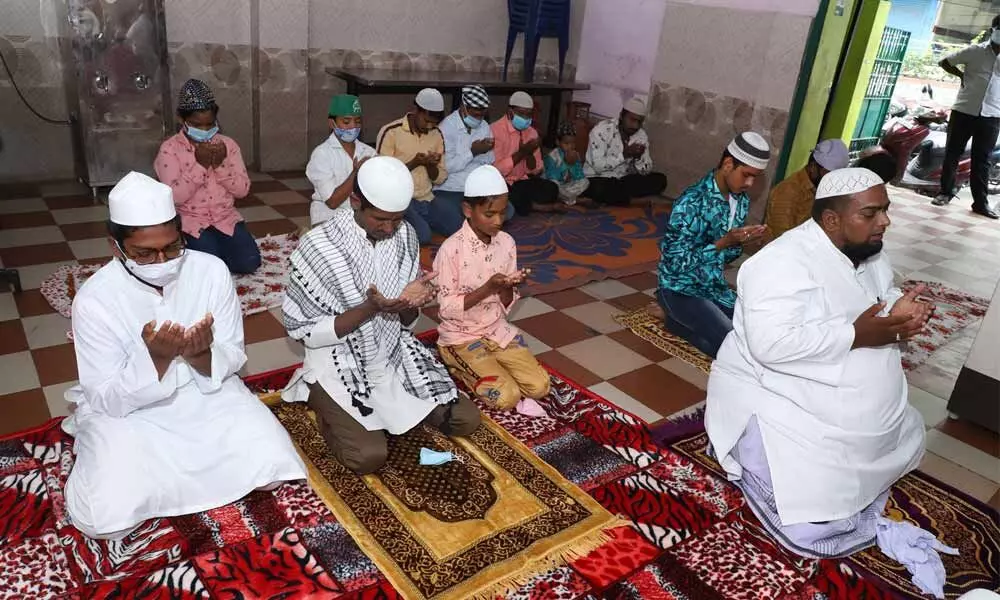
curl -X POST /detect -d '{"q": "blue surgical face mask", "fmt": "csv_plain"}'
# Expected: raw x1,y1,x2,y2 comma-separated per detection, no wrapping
186,123,218,143
335,127,361,143
419,448,455,466
463,114,482,129
511,114,532,131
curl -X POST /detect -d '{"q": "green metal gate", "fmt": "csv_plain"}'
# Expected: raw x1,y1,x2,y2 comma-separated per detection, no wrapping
849,26,911,155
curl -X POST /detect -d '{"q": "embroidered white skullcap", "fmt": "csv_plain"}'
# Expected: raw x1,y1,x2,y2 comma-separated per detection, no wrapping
108,171,176,226
509,91,534,109
415,88,444,112
727,132,771,170
812,138,850,171
357,156,414,212
815,167,884,200
464,165,508,197
623,96,647,117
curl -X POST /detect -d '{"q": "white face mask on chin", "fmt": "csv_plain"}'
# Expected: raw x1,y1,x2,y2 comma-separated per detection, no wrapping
123,253,186,287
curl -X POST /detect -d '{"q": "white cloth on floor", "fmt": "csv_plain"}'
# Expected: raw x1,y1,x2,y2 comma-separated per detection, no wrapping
875,517,958,599
706,219,924,525
63,251,306,538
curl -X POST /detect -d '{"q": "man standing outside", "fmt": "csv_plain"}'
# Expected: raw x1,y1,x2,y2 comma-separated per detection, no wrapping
934,19,1000,219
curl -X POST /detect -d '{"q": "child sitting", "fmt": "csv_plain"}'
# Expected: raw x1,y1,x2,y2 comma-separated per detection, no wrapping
543,122,591,206
433,165,550,416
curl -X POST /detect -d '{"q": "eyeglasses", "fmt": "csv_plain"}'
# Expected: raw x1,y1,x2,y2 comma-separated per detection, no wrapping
118,240,186,265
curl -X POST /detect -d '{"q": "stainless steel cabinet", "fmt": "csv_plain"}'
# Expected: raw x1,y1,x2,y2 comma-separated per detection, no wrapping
57,0,172,190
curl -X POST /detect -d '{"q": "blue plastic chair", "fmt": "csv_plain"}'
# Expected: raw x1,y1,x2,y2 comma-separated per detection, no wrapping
503,0,571,82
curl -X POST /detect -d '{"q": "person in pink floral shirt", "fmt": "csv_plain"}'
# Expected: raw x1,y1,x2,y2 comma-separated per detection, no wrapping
433,165,549,416
154,79,259,274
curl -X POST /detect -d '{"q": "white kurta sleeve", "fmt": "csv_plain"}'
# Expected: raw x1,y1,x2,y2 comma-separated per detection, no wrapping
303,315,343,348
72,296,180,418
585,121,621,177
190,267,248,393
305,144,344,204
633,130,653,175
738,262,856,386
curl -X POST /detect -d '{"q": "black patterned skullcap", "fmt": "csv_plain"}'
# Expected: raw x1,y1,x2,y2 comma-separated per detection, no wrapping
461,85,490,109
557,122,576,139
177,79,215,112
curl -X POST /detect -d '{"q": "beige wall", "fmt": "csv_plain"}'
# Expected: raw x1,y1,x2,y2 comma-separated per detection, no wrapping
0,0,586,182
644,0,814,218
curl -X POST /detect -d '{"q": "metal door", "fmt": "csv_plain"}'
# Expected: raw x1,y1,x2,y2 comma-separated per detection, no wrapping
59,0,172,189
849,26,910,155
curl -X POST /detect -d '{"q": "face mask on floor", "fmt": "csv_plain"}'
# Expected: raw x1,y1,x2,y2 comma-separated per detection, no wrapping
419,447,454,466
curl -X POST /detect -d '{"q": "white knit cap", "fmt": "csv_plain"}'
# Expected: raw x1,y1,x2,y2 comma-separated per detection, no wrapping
815,167,884,200
623,96,647,117
415,88,444,112
509,91,533,109
357,156,414,212
464,165,508,197
727,132,771,170
108,171,176,226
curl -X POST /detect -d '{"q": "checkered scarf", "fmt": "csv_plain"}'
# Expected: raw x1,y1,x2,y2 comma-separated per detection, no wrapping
282,209,455,416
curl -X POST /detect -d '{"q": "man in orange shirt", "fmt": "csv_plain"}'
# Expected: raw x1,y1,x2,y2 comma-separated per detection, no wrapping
490,92,561,215
764,139,849,239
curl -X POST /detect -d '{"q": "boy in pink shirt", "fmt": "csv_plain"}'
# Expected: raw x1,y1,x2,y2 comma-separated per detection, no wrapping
154,79,259,274
433,165,549,416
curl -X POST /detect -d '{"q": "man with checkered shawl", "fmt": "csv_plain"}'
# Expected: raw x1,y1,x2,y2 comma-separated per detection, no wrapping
282,157,481,474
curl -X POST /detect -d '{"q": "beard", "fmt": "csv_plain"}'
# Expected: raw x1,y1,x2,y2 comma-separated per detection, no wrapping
841,240,883,264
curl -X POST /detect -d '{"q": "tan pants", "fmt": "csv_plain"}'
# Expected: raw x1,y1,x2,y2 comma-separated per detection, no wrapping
307,384,481,475
438,336,551,410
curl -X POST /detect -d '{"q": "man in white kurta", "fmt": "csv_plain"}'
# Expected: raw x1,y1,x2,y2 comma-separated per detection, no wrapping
282,156,481,475
64,172,305,539
706,168,931,559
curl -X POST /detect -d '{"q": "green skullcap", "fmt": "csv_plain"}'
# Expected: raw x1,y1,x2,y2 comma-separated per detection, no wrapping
328,94,362,117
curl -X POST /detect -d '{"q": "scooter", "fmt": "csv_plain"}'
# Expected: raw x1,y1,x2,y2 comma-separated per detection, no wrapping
864,106,1000,196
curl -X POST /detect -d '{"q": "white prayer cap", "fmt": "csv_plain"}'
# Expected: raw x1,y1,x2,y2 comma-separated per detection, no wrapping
815,167,884,200
357,156,414,212
415,88,444,112
812,138,850,171
623,96,647,117
727,132,771,170
509,91,534,109
464,165,508,197
108,171,176,226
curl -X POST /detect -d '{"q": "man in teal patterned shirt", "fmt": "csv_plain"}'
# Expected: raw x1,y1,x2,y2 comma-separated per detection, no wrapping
657,132,772,358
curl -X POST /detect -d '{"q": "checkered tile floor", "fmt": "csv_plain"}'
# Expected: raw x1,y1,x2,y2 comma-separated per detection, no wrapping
0,173,997,510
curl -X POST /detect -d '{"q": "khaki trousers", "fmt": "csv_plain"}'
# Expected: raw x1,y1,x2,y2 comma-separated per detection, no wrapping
438,336,551,410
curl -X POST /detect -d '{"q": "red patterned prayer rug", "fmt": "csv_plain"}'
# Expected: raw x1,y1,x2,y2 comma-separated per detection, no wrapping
653,407,1000,599
0,336,935,599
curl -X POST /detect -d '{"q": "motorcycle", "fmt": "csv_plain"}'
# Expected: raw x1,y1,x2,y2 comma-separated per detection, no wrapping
863,105,1000,196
